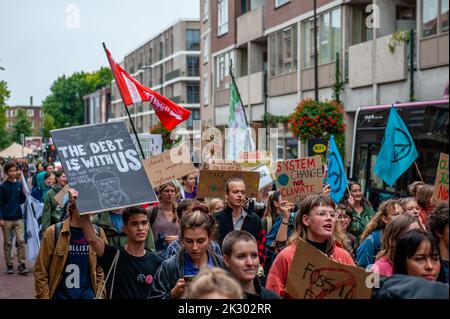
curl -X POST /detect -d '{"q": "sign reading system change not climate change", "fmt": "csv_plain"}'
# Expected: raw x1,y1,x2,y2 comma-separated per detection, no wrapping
51,122,158,215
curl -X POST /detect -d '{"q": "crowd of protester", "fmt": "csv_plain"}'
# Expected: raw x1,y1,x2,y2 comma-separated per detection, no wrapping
0,157,448,299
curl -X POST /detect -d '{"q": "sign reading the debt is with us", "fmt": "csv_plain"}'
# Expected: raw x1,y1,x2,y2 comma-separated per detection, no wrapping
50,121,158,215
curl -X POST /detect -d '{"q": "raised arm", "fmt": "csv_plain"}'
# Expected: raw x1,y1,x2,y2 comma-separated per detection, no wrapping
68,189,105,257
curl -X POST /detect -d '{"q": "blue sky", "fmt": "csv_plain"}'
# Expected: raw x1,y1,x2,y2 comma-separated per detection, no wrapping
0,0,199,106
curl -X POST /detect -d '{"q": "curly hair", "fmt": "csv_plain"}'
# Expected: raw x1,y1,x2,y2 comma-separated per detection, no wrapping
427,203,449,244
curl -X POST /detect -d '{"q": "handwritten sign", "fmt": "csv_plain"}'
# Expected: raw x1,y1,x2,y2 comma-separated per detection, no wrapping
276,156,323,205
251,164,275,190
51,122,158,215
433,153,449,204
142,145,196,188
203,160,243,171
239,151,274,171
286,238,372,299
197,170,260,199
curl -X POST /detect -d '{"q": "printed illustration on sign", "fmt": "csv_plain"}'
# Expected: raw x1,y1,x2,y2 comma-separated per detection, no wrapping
93,171,130,208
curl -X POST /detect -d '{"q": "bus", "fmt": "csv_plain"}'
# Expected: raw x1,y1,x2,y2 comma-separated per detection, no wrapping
350,99,449,208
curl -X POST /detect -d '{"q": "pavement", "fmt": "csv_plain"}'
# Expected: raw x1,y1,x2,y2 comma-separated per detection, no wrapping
0,232,35,299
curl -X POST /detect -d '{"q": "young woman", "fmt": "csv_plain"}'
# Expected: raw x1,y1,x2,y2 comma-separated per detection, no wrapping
208,198,225,214
356,199,404,268
342,182,375,244
150,182,180,256
150,209,225,299
393,229,443,282
265,194,354,298
415,184,435,225
370,214,422,276
164,204,222,259
179,173,197,200
335,204,357,258
408,181,425,198
427,204,449,284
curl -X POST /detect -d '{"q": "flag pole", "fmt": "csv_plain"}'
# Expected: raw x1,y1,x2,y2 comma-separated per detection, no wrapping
102,42,146,160
414,161,424,183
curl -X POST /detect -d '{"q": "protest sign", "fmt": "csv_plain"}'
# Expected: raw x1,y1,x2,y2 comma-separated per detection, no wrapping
54,184,70,207
276,156,323,205
197,170,260,199
131,133,163,159
203,160,243,171
433,153,449,204
239,151,274,171
286,238,372,299
51,122,158,215
251,164,274,190
142,144,196,188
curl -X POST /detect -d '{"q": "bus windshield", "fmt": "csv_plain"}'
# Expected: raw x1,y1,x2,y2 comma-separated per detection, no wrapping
351,100,449,208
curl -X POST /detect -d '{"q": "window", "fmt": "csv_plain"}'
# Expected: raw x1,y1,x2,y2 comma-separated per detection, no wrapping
40,110,43,117
423,0,438,37
241,0,249,14
187,56,200,76
203,36,209,63
186,109,201,130
218,0,229,36
275,0,290,8
31,122,35,129
269,25,297,76
216,51,233,88
186,29,200,51
303,7,341,68
238,48,248,77
351,5,373,45
441,0,449,32
203,0,209,21
203,75,209,105
187,82,200,104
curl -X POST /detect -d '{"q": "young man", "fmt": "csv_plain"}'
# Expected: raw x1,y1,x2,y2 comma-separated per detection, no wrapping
222,230,280,300
213,178,262,247
72,189,163,299
41,170,68,232
427,203,449,284
0,161,27,274
34,201,107,299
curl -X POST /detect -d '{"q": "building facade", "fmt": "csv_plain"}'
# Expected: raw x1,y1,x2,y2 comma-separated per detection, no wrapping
200,0,449,166
108,19,201,137
5,97,43,136
83,86,111,125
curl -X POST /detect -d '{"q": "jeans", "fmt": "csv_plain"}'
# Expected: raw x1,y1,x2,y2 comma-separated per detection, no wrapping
1,219,26,266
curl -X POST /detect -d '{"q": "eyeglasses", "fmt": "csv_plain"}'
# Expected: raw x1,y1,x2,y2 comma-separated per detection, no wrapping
311,210,338,219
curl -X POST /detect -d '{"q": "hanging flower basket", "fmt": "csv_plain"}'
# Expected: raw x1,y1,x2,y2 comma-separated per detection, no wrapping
288,98,345,142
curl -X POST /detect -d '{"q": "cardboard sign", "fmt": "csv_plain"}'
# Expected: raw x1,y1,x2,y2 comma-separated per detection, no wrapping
50,122,158,215
251,164,275,190
239,151,274,171
433,153,449,204
197,170,260,199
276,156,323,205
142,145,196,188
203,160,243,171
54,184,70,207
286,238,372,299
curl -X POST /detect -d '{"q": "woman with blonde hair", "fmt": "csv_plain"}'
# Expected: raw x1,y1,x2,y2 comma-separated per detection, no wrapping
208,198,225,214
265,194,354,298
184,267,244,299
370,214,422,276
149,182,180,256
355,199,404,268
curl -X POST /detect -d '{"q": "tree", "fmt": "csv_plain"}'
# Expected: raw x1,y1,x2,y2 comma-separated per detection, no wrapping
0,80,11,149
43,67,113,128
11,109,32,144
42,113,56,138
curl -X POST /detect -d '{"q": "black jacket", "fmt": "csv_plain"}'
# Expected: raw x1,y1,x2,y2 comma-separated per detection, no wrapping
149,248,225,299
245,277,281,300
372,275,449,299
214,206,262,247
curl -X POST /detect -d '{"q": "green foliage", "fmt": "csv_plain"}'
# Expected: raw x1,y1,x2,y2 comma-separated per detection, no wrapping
263,113,289,126
150,124,181,150
11,109,32,143
0,80,11,149
43,67,113,128
332,52,344,104
42,113,56,138
388,30,411,54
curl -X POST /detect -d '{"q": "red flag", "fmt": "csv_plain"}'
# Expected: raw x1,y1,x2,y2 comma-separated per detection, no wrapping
103,43,191,131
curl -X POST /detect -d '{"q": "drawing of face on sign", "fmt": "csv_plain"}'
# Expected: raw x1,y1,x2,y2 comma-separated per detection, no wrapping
93,171,130,208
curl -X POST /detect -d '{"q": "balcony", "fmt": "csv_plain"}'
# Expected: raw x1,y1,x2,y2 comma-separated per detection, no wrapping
236,72,264,105
237,5,264,46
165,69,181,82
349,34,408,88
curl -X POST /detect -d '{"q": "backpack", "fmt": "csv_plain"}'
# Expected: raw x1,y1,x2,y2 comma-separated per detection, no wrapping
53,222,100,249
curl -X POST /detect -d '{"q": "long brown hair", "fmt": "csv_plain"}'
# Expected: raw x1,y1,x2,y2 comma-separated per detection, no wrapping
377,214,422,262
416,184,434,209
288,194,336,255
343,182,373,208
262,191,281,232
360,199,402,243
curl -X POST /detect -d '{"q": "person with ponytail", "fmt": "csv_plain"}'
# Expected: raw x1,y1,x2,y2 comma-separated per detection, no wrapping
265,194,354,298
